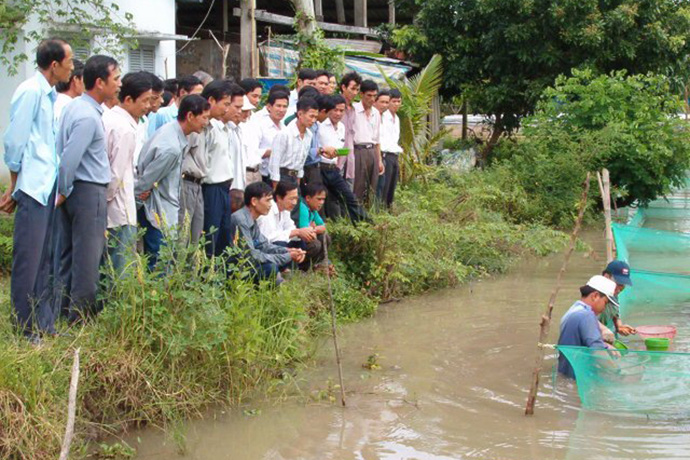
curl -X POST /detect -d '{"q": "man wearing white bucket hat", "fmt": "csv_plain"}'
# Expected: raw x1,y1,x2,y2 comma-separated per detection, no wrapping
557,275,619,379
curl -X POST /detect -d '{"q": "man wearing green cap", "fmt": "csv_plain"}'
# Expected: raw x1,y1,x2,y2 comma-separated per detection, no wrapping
600,260,636,337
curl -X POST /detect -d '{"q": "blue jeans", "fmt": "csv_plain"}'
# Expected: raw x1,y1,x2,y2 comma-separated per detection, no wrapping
138,207,163,271
202,182,233,258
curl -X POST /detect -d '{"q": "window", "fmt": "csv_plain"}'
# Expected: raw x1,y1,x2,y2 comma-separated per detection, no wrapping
128,45,156,72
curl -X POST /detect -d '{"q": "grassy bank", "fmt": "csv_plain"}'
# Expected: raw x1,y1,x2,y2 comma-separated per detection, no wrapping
0,168,575,459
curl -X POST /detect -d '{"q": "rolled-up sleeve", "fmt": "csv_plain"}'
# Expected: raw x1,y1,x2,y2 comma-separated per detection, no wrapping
3,88,40,173
58,116,98,197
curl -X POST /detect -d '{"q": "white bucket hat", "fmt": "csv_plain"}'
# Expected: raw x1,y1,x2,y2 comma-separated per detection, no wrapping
242,95,256,111
586,275,619,307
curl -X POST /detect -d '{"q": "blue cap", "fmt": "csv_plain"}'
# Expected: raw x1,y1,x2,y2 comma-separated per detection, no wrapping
604,260,633,286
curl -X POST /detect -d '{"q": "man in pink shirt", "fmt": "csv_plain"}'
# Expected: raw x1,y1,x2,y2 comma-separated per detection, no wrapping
338,72,362,188
352,79,384,206
102,72,152,273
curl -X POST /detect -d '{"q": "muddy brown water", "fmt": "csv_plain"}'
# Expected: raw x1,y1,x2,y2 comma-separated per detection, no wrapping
127,230,690,459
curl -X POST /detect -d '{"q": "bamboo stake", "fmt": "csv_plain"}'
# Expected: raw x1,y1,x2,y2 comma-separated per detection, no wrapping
525,173,590,416
602,169,614,262
322,232,346,407
59,347,81,460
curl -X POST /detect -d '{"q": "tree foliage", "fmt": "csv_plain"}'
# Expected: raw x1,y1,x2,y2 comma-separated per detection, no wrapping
0,0,136,75
394,0,690,160
520,69,690,207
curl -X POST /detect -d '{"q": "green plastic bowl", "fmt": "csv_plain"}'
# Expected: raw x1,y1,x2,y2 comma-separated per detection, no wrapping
336,148,350,156
645,337,670,351
613,340,628,350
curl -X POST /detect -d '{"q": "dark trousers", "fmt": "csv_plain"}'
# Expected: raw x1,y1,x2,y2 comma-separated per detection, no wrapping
11,187,58,336
137,207,163,271
379,153,400,208
301,233,331,270
353,146,379,206
54,182,107,323
302,163,322,187
203,182,233,257
321,165,367,223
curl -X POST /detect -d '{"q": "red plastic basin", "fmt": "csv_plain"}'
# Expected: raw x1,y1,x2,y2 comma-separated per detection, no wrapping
636,325,677,340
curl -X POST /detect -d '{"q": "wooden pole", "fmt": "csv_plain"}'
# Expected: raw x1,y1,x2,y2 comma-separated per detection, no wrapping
323,232,347,407
525,173,590,416
240,0,255,78
59,348,81,460
335,0,346,24
388,0,396,25
314,0,324,21
597,169,614,263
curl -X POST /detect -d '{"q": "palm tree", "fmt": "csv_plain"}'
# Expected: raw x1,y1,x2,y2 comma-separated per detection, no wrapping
381,54,446,183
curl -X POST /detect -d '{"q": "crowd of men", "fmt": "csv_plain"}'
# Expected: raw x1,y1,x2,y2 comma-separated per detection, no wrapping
2,39,405,342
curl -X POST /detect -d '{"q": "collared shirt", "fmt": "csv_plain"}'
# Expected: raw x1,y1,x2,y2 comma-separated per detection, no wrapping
57,93,110,198
286,89,298,117
268,121,313,182
380,110,403,154
257,201,296,243
103,105,138,228
203,119,234,184
557,300,607,379
147,102,178,137
230,206,292,266
233,122,251,191
352,102,381,145
135,121,188,230
3,72,58,206
338,104,356,180
54,93,73,125
318,118,345,165
181,131,207,179
246,114,283,175
297,198,324,229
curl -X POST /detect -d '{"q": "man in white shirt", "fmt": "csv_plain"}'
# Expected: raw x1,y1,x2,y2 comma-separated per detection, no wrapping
318,94,367,223
245,91,289,185
374,89,391,203
257,181,315,246
269,97,319,188
378,89,404,208
103,72,152,274
287,68,317,117
134,73,164,167
54,59,84,124
352,79,384,206
202,83,245,257
179,80,233,247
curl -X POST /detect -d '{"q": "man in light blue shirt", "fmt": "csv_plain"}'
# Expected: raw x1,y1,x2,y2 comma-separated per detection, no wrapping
135,94,210,270
1,38,73,339
54,55,121,324
558,275,618,379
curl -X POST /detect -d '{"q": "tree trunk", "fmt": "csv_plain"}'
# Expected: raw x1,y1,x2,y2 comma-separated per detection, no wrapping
478,113,503,167
291,0,317,42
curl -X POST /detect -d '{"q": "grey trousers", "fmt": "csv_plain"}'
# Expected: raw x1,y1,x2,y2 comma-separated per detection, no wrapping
11,187,58,336
178,180,204,247
353,146,379,207
54,181,107,323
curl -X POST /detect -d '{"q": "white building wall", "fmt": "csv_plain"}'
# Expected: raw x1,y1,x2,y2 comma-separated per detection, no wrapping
0,0,178,182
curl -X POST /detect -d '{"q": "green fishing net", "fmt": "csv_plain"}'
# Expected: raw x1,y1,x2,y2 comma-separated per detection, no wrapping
557,346,690,415
612,224,690,274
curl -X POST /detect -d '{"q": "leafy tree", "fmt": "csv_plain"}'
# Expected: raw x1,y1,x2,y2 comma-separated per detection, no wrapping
393,0,690,161
0,0,136,75
521,69,690,207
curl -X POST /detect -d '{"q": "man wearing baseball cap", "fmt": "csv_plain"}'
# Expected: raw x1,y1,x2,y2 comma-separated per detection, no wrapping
600,260,636,336
558,275,619,379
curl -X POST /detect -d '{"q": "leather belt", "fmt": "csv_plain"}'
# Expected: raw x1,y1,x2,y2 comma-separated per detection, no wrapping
320,163,339,171
246,166,259,173
354,143,375,149
205,179,233,188
280,167,299,177
182,174,203,185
